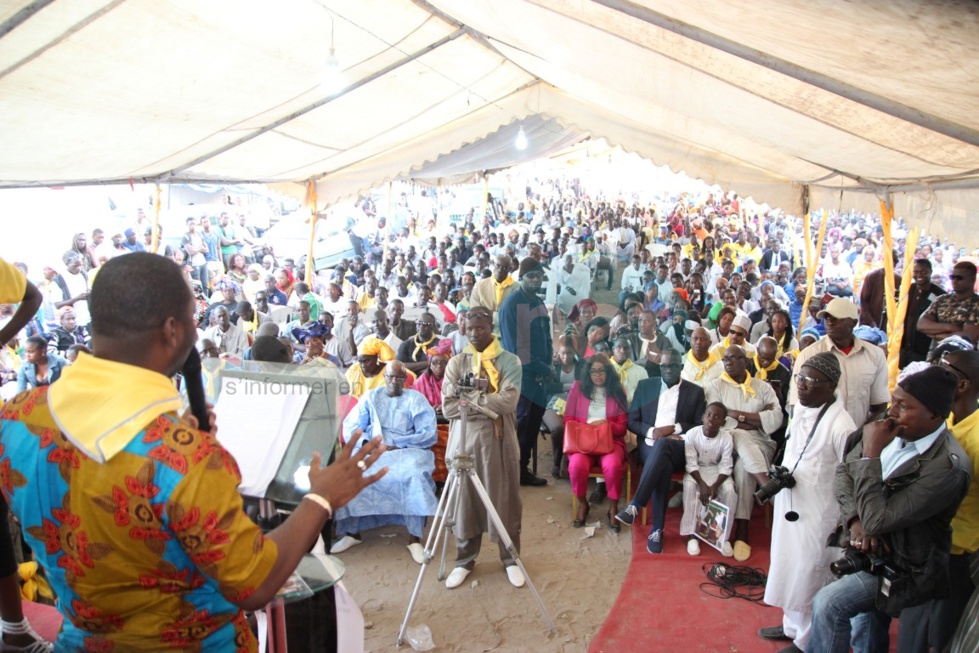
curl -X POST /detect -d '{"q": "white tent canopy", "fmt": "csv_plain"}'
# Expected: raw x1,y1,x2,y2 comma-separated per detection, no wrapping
1,0,978,239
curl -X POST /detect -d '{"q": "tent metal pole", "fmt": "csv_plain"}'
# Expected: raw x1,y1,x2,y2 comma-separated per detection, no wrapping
0,0,56,39
591,0,979,149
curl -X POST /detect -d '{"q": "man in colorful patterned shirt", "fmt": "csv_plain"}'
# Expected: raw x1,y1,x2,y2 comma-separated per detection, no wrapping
0,253,387,651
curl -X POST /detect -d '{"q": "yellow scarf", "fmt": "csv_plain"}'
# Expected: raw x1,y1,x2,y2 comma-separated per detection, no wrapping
610,358,633,388
493,276,514,307
412,334,437,360
463,337,503,393
686,350,719,381
49,352,183,463
752,354,780,380
720,371,756,399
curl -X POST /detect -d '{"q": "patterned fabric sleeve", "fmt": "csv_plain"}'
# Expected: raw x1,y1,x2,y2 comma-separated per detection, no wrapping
165,434,278,606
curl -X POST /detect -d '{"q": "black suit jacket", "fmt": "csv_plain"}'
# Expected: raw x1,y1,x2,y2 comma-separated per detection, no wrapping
628,378,706,437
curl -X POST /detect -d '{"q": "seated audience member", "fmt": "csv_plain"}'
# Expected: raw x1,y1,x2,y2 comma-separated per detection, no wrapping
414,338,452,420
46,309,88,355
283,300,315,353
681,327,723,386
332,361,438,565
347,336,414,399
203,305,248,358
543,336,583,479
396,312,442,376
368,307,402,351
319,312,353,368
616,348,707,553
0,252,386,651
705,345,783,561
610,335,648,402
336,301,370,350
17,336,68,392
680,402,735,557
294,322,342,368
709,313,756,357
249,334,295,364
565,355,629,533
808,367,971,653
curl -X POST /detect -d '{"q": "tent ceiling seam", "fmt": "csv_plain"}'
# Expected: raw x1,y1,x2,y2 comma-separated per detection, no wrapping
159,26,467,179
0,0,57,39
0,0,128,82
590,0,979,149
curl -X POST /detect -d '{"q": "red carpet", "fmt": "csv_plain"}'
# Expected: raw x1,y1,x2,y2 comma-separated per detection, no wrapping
589,504,899,653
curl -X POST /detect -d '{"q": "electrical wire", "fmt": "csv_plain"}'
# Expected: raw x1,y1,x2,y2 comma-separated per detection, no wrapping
699,562,768,603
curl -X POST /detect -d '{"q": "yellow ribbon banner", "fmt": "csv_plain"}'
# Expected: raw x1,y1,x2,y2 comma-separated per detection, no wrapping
797,212,828,332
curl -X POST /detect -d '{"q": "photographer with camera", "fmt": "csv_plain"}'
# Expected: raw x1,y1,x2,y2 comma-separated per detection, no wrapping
808,366,972,653
759,353,856,653
441,307,526,589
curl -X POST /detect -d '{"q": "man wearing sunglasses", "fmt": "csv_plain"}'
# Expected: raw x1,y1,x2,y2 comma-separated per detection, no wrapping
918,261,979,346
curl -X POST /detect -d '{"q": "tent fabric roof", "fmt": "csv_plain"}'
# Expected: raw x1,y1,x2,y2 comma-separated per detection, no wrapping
1,0,978,238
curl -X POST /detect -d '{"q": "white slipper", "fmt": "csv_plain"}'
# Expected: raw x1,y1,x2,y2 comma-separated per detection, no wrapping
407,542,426,565
330,535,362,554
445,567,471,589
505,565,525,588
686,539,701,556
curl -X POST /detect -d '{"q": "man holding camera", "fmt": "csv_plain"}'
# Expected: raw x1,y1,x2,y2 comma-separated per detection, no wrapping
760,353,856,652
442,307,526,589
808,366,972,652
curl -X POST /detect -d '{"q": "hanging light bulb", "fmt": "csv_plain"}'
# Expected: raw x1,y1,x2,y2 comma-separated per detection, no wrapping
322,13,344,93
515,126,528,151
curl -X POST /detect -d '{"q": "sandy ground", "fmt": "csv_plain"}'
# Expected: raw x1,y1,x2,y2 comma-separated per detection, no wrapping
337,445,630,653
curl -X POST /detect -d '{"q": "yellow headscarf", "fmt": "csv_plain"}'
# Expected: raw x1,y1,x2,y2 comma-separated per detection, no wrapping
720,371,756,399
49,353,184,463
463,337,503,393
686,349,719,381
357,336,395,361
752,353,780,380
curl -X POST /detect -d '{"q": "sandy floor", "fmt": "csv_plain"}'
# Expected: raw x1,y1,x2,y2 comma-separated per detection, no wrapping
336,445,630,653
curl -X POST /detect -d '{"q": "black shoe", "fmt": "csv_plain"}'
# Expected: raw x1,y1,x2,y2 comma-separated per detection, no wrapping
758,626,792,642
588,482,607,503
520,468,547,487
607,512,620,534
550,464,562,480
573,503,590,528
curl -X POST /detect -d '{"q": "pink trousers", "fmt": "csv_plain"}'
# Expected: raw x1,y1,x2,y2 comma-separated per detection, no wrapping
568,440,626,499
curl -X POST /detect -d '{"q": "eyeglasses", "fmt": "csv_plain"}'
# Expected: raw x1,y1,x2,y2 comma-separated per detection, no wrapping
722,354,746,362
795,374,831,388
949,274,968,281
940,352,969,380
418,321,437,327
589,368,608,376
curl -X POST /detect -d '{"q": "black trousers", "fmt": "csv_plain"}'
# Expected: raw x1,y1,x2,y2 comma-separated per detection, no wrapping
516,393,546,471
631,437,685,532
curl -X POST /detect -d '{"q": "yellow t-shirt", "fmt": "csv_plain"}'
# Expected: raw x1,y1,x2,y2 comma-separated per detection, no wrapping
0,258,27,303
949,410,979,555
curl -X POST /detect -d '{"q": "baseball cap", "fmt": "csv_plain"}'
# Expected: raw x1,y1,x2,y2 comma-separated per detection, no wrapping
817,298,859,321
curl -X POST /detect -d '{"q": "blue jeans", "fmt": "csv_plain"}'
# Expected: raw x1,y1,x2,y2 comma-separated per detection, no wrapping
809,572,892,653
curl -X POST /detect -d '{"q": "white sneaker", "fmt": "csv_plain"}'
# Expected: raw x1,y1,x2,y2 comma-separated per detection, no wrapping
721,541,735,558
687,539,701,556
329,535,362,554
445,567,472,589
407,542,425,565
505,565,525,588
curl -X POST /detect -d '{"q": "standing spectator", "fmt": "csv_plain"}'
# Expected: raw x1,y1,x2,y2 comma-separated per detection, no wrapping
499,257,552,487
53,252,91,329
918,261,979,345
181,217,209,291
900,259,946,366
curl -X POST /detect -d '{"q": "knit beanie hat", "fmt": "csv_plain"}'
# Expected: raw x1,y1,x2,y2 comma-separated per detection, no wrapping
897,366,958,419
518,257,543,278
802,352,841,384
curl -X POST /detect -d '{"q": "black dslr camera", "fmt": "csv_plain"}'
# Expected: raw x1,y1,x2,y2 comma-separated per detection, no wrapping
830,547,904,582
754,465,795,504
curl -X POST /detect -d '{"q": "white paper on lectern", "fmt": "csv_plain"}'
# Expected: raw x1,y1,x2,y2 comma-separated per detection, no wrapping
213,383,310,497
334,581,364,653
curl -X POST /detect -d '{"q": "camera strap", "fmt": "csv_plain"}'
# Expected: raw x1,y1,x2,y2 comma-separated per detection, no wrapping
786,397,836,477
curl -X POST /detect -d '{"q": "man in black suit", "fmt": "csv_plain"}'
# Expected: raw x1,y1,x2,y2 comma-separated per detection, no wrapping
614,348,707,554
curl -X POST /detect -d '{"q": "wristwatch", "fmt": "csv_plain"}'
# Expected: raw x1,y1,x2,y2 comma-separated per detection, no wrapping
738,413,746,423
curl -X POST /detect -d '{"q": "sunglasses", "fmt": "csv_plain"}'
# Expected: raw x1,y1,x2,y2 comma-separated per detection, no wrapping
940,351,969,380
795,374,831,388
949,274,968,281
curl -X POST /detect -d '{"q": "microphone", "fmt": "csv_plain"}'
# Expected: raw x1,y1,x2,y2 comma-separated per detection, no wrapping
181,348,211,433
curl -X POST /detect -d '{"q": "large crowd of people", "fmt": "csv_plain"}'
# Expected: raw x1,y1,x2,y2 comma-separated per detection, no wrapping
0,177,977,652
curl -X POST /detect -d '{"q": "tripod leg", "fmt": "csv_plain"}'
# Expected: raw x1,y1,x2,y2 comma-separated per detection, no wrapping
397,470,459,647
435,469,461,581
464,469,557,635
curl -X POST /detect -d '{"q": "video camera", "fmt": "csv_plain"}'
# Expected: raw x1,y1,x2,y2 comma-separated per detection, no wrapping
830,547,904,582
450,372,489,395
753,465,795,503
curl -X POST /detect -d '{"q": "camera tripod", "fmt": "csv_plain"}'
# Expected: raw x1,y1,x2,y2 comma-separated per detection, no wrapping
396,388,556,646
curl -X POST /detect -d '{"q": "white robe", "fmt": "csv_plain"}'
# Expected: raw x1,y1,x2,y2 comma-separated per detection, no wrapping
763,398,855,612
